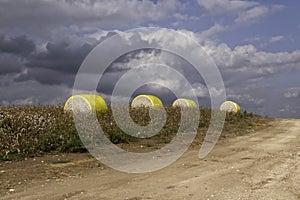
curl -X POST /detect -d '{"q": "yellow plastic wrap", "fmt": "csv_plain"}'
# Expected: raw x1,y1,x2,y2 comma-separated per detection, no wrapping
64,94,108,113
131,94,163,108
172,98,197,108
220,101,241,113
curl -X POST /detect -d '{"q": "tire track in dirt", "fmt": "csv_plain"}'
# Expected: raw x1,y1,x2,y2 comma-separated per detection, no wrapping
1,119,300,200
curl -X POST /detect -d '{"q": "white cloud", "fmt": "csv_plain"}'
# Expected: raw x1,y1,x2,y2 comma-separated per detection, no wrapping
278,104,297,114
173,13,201,21
92,29,300,105
235,5,284,25
182,83,208,98
243,35,284,48
227,93,265,106
197,0,258,15
58,0,180,21
284,88,300,99
63,0,180,21
206,42,300,76
244,36,262,43
235,6,268,24
199,24,225,40
196,1,285,29
269,35,284,43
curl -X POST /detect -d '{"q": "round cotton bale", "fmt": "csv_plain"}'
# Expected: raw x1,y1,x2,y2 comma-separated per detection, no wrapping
64,94,108,113
220,101,240,113
172,98,197,108
131,94,163,108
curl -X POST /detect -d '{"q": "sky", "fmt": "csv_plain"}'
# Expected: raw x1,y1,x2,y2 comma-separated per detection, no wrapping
0,0,299,118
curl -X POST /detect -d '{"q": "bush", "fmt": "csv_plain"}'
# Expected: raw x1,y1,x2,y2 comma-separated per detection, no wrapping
0,105,271,160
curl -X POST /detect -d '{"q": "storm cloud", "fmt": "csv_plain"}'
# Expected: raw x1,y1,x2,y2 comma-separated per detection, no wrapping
0,35,35,56
0,0,299,118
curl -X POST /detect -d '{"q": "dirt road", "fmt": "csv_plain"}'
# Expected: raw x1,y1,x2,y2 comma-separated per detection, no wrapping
1,119,300,200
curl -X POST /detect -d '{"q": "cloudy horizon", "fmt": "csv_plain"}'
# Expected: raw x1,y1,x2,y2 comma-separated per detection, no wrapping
0,0,299,118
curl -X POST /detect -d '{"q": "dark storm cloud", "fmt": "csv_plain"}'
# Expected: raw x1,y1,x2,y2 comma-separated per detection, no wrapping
0,34,35,75
14,68,75,87
0,54,23,75
132,84,177,105
0,35,35,56
96,49,205,99
0,75,71,106
26,41,94,74
0,0,179,38
19,31,119,86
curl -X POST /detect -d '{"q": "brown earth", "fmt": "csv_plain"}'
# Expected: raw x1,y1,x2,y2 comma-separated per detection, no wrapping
1,118,299,200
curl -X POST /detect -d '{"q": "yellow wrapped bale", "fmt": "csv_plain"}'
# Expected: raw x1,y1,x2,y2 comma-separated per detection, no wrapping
220,101,240,113
172,98,197,108
64,94,108,113
131,94,163,108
